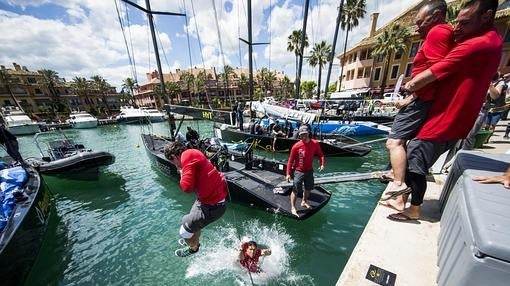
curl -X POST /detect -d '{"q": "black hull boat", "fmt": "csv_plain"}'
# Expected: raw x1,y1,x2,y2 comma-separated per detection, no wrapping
0,163,52,286
26,131,115,175
215,126,371,157
141,134,331,220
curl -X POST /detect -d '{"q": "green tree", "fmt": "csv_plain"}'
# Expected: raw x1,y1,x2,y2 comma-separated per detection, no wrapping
165,81,181,104
121,77,137,106
180,71,195,104
339,0,367,90
71,77,91,111
308,40,332,99
446,2,462,24
256,68,276,95
300,81,317,99
91,75,112,115
328,83,336,92
287,29,309,93
38,69,62,117
279,76,293,99
371,22,410,95
194,70,208,105
238,73,249,97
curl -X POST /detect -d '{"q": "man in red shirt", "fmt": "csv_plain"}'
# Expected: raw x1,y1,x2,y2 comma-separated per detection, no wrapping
383,0,454,208
238,241,272,273
286,125,325,217
164,142,228,256
389,0,502,221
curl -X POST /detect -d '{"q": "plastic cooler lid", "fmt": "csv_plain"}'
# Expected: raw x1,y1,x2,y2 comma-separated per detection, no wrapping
463,170,510,262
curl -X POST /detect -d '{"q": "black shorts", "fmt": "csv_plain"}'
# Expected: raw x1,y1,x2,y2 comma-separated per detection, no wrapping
293,170,314,193
388,99,433,140
182,200,226,233
407,139,458,175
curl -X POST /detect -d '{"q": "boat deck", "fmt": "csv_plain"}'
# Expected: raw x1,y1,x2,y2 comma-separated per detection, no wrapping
336,120,510,286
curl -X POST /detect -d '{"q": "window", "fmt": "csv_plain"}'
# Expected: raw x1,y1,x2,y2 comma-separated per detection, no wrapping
35,88,42,94
394,50,403,60
357,68,364,79
363,67,372,78
405,63,413,78
390,65,400,79
375,54,384,63
360,49,368,61
374,67,381,81
409,42,420,57
27,77,37,84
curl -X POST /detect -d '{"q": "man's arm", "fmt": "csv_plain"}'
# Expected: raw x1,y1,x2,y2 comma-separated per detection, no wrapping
286,147,296,181
472,167,510,189
488,80,505,100
179,159,198,193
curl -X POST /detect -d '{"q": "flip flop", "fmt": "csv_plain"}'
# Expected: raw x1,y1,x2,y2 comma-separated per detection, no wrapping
379,187,412,201
387,212,419,222
378,200,404,212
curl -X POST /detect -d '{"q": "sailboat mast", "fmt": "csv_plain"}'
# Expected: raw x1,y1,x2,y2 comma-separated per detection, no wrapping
248,0,254,109
120,0,185,106
145,0,168,105
295,0,310,100
324,0,344,97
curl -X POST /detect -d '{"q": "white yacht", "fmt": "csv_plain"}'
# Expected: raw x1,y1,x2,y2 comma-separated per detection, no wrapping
141,107,166,122
67,111,98,129
0,107,40,135
115,106,150,124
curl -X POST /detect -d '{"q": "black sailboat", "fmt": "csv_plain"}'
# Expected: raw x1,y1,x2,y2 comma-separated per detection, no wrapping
0,127,52,286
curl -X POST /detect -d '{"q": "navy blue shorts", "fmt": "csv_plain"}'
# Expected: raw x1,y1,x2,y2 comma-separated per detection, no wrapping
182,200,226,233
293,170,314,193
388,99,433,140
407,139,458,175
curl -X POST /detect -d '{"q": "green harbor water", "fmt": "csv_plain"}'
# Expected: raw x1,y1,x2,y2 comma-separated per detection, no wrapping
10,121,389,286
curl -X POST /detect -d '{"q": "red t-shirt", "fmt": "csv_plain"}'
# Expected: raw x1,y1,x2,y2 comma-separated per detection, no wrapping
179,149,227,205
286,139,325,175
412,23,454,101
417,28,503,141
240,243,262,273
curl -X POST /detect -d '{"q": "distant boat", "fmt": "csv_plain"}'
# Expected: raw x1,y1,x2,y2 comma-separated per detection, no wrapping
140,107,166,122
66,111,98,129
0,106,40,135
26,131,115,175
0,161,51,285
115,106,150,124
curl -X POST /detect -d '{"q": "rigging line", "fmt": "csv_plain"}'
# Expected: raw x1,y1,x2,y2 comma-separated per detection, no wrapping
190,0,206,68
114,0,137,82
211,0,232,105
182,0,194,71
268,0,272,71
124,0,138,82
153,22,172,72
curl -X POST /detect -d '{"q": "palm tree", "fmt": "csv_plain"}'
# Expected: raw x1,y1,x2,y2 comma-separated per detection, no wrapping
339,0,367,91
122,77,137,106
287,29,309,92
222,65,234,104
194,70,208,105
300,80,317,99
180,71,195,105
38,69,61,117
0,69,21,109
91,75,111,115
165,81,181,104
71,77,91,111
238,73,249,98
371,22,411,96
308,41,333,99
256,68,276,96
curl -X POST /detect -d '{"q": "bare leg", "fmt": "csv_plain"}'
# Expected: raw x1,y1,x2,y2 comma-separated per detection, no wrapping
301,190,311,208
385,138,408,192
185,229,201,251
290,192,298,216
379,193,409,212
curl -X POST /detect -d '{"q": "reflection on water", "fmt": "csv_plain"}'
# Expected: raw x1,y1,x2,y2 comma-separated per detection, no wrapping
6,122,390,286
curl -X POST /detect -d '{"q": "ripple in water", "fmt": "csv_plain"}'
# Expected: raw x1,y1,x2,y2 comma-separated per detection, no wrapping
184,219,315,285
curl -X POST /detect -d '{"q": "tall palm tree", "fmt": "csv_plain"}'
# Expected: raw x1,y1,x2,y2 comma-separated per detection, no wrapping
38,69,61,117
238,73,249,98
339,0,367,90
300,80,317,99
256,68,276,95
122,77,137,106
0,69,21,109
222,65,234,104
180,71,195,104
91,75,111,115
287,30,309,91
71,77,91,112
308,41,333,99
194,70,208,105
371,22,410,95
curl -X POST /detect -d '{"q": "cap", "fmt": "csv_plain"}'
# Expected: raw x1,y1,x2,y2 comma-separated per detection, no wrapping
298,126,309,135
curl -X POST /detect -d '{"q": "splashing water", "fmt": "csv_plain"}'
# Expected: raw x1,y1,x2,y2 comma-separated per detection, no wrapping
184,219,315,285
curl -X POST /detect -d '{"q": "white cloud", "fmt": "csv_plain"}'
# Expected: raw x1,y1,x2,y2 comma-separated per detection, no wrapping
0,0,421,90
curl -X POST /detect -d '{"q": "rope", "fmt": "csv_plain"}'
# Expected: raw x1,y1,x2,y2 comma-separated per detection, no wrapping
114,0,137,82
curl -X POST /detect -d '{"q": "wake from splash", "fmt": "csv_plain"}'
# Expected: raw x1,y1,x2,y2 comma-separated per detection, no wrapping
184,219,315,285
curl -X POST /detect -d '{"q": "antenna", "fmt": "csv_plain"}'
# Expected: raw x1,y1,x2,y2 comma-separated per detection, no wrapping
120,0,185,106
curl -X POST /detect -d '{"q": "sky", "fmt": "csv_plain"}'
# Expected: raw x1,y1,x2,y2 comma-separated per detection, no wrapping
0,0,420,91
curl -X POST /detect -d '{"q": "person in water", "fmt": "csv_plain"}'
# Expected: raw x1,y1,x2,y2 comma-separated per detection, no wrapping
239,241,271,273
164,141,227,257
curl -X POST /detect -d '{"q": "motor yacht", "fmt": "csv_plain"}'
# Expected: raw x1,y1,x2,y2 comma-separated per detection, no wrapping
67,111,98,129
0,107,40,135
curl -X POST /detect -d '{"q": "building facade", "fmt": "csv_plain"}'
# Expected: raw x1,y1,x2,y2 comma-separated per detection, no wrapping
337,0,510,96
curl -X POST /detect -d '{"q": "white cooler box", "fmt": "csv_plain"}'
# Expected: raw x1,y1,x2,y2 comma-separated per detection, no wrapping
438,169,510,286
